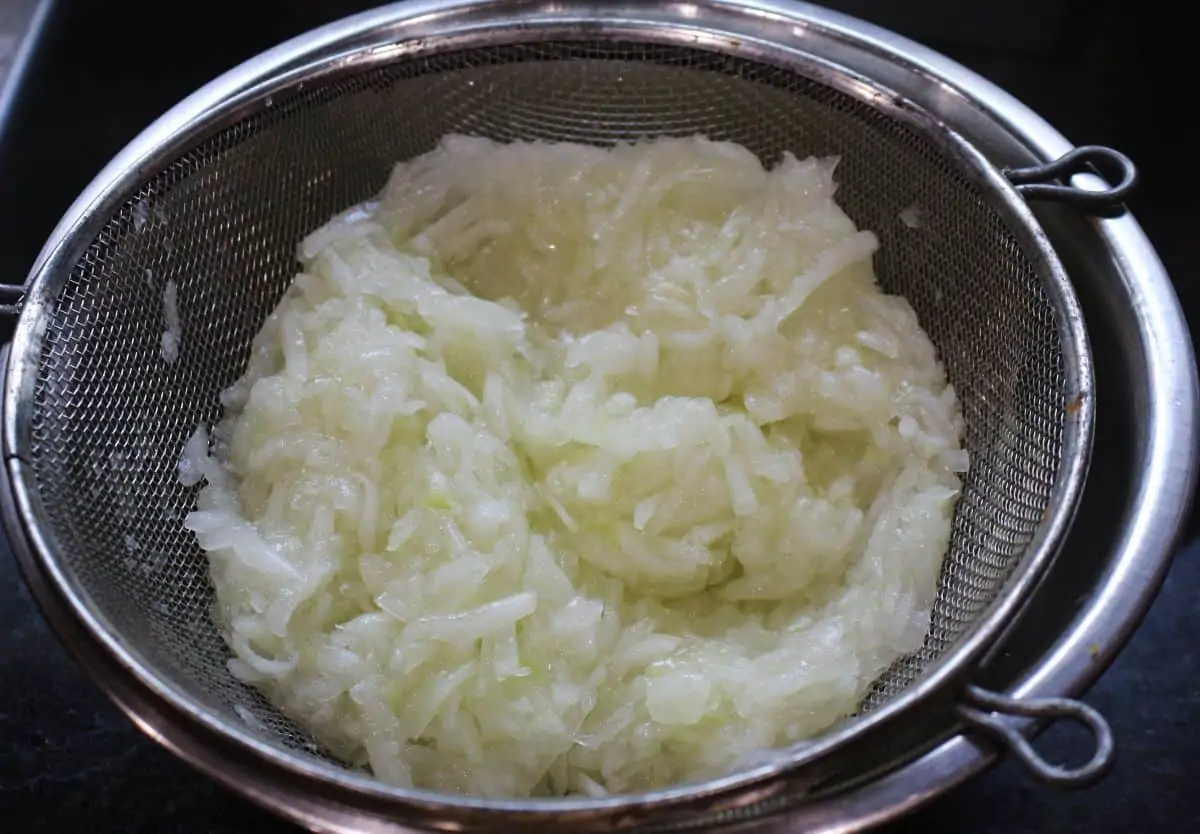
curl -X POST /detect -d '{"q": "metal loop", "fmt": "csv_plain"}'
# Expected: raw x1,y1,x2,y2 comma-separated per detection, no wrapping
957,684,1115,789
0,283,24,320
1004,145,1138,218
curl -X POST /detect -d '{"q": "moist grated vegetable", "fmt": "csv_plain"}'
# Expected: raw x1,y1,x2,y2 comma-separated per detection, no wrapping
181,135,967,798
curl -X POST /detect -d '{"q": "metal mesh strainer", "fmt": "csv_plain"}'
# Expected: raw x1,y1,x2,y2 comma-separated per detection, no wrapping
1,5,1134,831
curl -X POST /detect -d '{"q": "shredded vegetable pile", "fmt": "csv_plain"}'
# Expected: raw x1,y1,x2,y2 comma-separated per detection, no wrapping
180,135,966,798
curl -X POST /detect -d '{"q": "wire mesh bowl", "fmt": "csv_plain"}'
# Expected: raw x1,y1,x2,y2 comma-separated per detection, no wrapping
0,1,1141,831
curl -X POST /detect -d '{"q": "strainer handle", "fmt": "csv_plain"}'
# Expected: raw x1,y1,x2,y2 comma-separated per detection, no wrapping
956,684,1114,789
0,283,23,318
1004,145,1138,218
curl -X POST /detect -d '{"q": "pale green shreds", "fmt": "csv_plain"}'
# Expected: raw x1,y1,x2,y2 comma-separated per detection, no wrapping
179,134,967,798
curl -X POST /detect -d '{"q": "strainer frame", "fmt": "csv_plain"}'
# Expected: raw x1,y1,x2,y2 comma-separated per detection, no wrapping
1,0,1103,829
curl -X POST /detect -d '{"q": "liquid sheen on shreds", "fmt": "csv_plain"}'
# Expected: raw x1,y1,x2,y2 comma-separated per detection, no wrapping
178,135,968,798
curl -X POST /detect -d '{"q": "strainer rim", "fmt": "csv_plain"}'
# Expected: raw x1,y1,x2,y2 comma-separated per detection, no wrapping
2,0,1094,822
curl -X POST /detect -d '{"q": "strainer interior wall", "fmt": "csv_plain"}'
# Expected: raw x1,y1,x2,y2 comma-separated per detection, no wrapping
21,43,1065,773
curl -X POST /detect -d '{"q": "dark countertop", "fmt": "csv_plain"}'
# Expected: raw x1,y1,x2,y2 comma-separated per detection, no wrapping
1,2,1196,832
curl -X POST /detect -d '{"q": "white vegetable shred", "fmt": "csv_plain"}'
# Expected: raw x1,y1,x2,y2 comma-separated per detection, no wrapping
161,279,181,364
182,135,966,797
